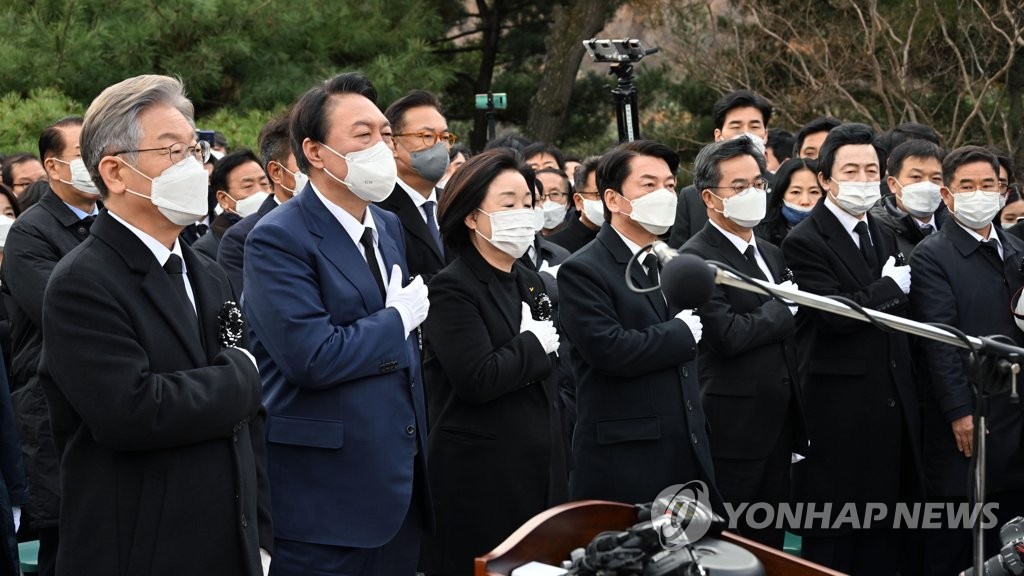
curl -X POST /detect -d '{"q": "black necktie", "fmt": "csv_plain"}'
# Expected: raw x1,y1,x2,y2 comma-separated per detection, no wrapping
423,200,444,257
854,221,878,271
920,224,934,236
743,245,768,281
163,254,200,337
359,228,387,301
195,223,209,237
643,253,660,288
979,238,1002,268
81,215,96,228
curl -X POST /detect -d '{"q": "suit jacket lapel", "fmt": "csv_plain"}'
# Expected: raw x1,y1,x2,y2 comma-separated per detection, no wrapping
597,226,668,319
301,189,384,311
182,244,226,362
703,223,772,303
813,204,876,285
372,205,403,281
464,248,517,334
382,184,443,262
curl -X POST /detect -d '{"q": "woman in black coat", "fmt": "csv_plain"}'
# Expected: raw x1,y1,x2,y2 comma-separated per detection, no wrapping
419,149,568,576
755,157,820,245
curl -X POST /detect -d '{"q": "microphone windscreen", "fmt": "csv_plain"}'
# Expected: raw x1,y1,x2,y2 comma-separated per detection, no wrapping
661,253,715,309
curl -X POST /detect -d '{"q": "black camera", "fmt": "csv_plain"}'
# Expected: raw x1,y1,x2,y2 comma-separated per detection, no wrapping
961,516,1024,576
582,38,657,63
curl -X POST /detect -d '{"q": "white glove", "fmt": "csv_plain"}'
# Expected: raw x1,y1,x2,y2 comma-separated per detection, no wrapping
12,506,19,533
881,255,912,294
538,260,561,279
260,548,271,576
386,264,429,335
675,309,703,343
775,280,799,315
520,302,559,354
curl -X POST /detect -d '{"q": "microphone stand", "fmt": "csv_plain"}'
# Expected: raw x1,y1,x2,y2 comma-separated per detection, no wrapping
701,259,1022,576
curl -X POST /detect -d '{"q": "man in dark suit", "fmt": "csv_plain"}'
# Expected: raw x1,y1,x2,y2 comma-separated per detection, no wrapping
39,74,271,576
217,115,301,299
668,90,773,247
910,146,1024,574
680,136,805,548
376,90,451,281
549,156,601,254
781,123,922,576
870,139,948,258
0,115,98,576
243,72,431,576
192,149,270,259
559,140,718,508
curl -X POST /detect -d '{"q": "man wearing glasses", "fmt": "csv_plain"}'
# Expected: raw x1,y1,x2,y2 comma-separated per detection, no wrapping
549,156,602,254
679,136,804,548
0,115,97,576
38,74,271,576
378,89,455,280
1,153,47,198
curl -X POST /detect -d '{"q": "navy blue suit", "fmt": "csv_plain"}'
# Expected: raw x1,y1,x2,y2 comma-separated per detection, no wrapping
242,185,430,570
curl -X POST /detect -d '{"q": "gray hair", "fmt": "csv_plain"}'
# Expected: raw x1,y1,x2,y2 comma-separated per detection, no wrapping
80,75,195,198
692,136,767,193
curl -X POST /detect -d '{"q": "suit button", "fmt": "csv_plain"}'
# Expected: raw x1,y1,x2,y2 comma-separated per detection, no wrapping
691,432,698,445
888,398,896,408
241,514,248,527
682,367,689,378
405,425,415,435
686,400,693,412
77,226,87,235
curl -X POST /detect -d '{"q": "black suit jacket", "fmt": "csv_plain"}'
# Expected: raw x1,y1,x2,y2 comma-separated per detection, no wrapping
420,247,567,574
681,223,805,460
39,210,271,576
548,217,598,254
217,194,279,299
0,187,92,528
667,185,709,248
781,201,923,531
375,183,446,280
558,225,718,506
192,211,241,260
910,222,1024,497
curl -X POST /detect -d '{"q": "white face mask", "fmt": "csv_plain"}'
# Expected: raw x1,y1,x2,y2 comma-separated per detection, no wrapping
582,198,605,226
476,208,536,258
531,207,546,233
54,158,101,195
122,156,211,226
541,200,566,229
710,186,766,228
951,191,1002,230
320,140,396,202
895,181,942,218
228,191,269,218
276,162,308,197
829,179,881,216
620,188,678,236
733,132,766,156
0,215,14,248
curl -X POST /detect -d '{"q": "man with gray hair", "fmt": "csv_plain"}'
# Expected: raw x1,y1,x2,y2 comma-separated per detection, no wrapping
38,74,272,576
680,136,805,548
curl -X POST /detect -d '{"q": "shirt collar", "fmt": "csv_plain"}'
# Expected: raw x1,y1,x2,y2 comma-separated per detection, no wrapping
63,202,99,220
310,181,378,247
824,196,865,234
108,210,185,270
709,219,758,256
397,178,437,208
956,220,1000,245
611,225,646,259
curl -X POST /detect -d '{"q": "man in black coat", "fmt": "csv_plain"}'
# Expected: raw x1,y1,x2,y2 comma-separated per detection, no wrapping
0,115,98,576
781,124,922,576
549,156,601,254
680,137,805,548
870,139,948,258
559,140,719,509
910,146,1024,574
217,115,300,299
192,149,269,260
668,90,772,247
376,90,450,281
39,74,271,576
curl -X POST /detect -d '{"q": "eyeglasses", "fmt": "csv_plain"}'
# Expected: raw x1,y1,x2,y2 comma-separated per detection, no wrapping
393,130,458,147
113,140,211,165
709,177,768,195
577,189,601,199
952,184,1003,194
544,191,567,202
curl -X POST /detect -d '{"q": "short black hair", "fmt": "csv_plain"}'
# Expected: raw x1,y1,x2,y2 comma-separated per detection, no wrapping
258,114,292,172
1,153,40,189
15,181,45,212
290,72,377,173
794,116,842,157
213,130,229,149
693,136,767,192
573,156,601,192
816,123,883,180
987,146,1014,182
449,143,471,162
0,183,22,218
886,139,946,178
767,128,794,165
384,90,443,134
484,133,531,154
522,142,565,170
597,140,679,220
38,116,84,161
712,89,773,130
880,122,942,153
941,145,999,188
437,148,536,256
211,149,262,194
535,167,570,198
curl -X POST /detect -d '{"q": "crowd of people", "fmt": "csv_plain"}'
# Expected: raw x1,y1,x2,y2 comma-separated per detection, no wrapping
0,71,1019,576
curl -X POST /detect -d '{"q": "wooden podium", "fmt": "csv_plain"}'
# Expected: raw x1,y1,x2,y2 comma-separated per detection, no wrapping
474,500,846,576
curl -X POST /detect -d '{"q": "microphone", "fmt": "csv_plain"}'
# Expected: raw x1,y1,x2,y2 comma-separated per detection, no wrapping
649,242,715,309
